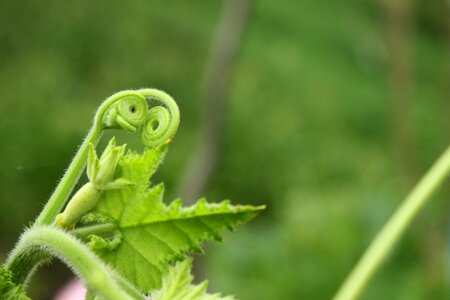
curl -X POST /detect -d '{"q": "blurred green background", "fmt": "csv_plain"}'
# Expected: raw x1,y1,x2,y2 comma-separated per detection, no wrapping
0,0,448,299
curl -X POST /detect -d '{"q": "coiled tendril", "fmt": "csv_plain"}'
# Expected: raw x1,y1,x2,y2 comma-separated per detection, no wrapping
96,89,180,146
96,91,146,132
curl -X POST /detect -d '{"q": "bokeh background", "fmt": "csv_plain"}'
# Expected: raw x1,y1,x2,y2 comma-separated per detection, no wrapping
0,0,449,299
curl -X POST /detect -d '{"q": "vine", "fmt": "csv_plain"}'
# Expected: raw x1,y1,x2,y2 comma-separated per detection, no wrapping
2,88,262,300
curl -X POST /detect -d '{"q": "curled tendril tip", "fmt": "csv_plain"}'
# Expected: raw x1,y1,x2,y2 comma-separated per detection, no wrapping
95,89,180,148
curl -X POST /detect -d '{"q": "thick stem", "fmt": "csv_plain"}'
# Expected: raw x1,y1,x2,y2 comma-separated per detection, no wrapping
6,226,141,300
333,145,450,300
35,127,102,225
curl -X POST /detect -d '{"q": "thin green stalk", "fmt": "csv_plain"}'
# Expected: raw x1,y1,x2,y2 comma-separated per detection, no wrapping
6,226,142,300
71,223,117,239
333,145,450,300
35,127,102,225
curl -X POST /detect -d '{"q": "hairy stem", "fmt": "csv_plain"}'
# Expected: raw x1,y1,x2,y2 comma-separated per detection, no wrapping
6,226,142,300
35,127,102,225
333,145,450,300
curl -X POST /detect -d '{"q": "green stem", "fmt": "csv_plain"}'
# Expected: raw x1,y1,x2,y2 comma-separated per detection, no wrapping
333,145,450,300
6,226,142,300
107,270,145,300
71,223,117,239
35,127,102,225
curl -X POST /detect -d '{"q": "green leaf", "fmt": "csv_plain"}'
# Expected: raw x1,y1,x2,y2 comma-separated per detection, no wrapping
0,265,30,300
89,144,265,294
151,259,235,300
